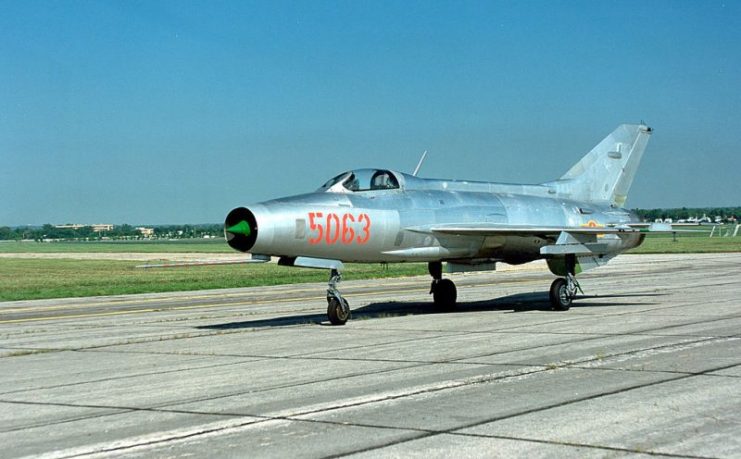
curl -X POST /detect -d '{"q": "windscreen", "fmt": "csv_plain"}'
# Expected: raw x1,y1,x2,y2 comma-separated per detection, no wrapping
320,169,399,192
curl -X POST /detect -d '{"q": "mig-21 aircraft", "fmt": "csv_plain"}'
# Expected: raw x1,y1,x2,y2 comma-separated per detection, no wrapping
224,124,662,325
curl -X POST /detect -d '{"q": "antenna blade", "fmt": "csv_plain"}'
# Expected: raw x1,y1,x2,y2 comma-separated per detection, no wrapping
412,150,427,177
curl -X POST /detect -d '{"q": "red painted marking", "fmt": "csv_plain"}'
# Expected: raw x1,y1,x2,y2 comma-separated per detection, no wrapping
308,212,324,244
357,213,371,244
341,214,356,244
307,212,371,245
326,213,340,245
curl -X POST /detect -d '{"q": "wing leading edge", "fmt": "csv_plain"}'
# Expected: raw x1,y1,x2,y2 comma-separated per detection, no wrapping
425,225,636,237
416,221,676,238
406,222,680,258
425,224,633,257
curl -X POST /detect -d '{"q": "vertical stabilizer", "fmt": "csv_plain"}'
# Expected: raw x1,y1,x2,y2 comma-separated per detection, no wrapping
547,124,652,207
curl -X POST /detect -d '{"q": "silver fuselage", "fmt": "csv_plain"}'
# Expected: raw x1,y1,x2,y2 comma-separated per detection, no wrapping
228,171,643,265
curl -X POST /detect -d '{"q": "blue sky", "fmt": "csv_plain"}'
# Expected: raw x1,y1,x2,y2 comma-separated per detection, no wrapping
1,0,739,225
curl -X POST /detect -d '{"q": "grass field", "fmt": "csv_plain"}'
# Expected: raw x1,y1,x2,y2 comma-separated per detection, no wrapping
1,233,738,301
628,229,741,254
0,259,428,301
0,239,231,253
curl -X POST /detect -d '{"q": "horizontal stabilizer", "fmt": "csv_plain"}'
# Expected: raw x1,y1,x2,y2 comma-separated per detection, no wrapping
625,222,704,233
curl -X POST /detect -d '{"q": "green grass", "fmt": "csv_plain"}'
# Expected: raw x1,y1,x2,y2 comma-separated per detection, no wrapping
0,258,427,301
1,234,738,301
0,239,232,253
628,231,741,254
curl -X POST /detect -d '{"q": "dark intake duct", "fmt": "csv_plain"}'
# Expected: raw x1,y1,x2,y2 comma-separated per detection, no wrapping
224,207,258,252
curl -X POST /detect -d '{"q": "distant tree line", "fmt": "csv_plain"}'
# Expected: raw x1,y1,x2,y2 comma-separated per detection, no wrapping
0,224,223,241
151,224,223,239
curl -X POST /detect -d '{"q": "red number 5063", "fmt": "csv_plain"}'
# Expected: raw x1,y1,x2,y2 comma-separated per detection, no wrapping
308,212,371,245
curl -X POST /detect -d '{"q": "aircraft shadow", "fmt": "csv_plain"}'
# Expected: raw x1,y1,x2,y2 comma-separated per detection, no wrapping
198,291,665,330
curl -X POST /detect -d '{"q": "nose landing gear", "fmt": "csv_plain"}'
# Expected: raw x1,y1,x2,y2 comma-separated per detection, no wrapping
326,269,350,325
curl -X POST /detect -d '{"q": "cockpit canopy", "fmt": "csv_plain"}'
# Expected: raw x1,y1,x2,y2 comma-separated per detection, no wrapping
319,169,401,193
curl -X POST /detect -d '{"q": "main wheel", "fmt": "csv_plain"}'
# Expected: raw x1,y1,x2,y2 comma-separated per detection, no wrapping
432,279,457,310
549,278,572,311
327,297,350,325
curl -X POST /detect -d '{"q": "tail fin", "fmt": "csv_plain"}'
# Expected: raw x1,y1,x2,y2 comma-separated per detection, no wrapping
547,124,652,207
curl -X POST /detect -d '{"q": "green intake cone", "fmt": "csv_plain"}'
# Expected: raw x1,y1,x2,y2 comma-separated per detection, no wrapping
226,220,252,237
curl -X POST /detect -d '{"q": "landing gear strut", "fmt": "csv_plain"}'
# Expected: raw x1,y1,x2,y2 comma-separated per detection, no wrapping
429,262,457,310
549,255,581,311
326,269,350,325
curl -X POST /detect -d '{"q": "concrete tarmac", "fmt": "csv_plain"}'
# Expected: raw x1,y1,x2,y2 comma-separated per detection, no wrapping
0,253,739,458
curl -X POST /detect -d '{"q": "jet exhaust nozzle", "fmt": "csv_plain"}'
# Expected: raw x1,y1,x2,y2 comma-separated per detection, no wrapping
224,207,258,252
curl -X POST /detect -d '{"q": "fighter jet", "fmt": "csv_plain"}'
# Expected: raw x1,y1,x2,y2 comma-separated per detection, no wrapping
225,124,659,325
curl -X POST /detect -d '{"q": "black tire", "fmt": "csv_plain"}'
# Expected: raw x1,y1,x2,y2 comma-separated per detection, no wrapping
549,278,572,311
327,297,350,325
432,279,457,310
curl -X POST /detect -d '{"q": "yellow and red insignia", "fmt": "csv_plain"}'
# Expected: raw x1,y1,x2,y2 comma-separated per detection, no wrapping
582,219,604,228
581,220,605,237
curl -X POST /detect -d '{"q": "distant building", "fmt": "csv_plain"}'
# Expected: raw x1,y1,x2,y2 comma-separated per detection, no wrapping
137,227,154,237
55,223,114,232
91,224,114,232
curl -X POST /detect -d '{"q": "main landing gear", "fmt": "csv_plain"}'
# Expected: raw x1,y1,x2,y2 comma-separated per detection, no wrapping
325,256,580,324
326,268,350,325
429,262,457,310
549,255,582,311
549,274,580,310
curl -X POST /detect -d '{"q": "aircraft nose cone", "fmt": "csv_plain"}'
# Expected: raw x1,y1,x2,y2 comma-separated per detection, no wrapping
224,207,258,252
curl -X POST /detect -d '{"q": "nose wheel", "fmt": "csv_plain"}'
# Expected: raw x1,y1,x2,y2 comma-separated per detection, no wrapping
327,296,350,325
326,269,350,325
